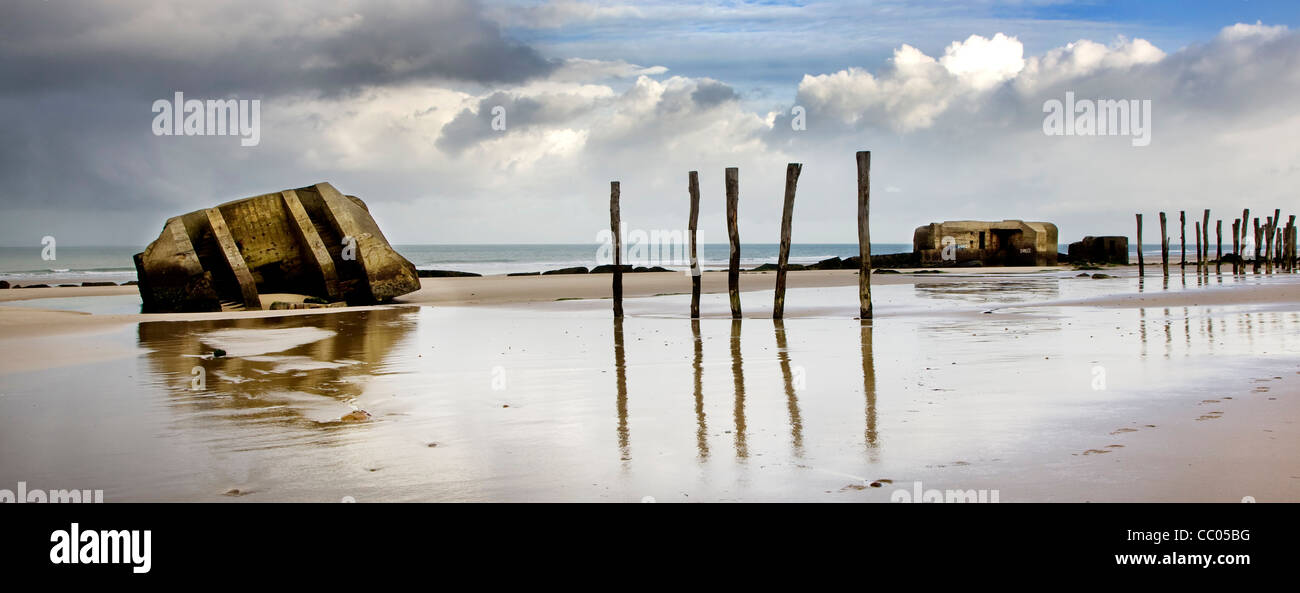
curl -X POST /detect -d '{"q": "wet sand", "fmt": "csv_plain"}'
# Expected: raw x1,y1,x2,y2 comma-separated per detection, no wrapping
0,268,1297,501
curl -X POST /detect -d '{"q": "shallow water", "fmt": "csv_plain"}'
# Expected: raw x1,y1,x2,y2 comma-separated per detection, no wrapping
0,272,1297,501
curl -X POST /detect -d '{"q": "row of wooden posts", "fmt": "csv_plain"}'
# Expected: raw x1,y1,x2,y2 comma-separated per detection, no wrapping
1136,208,1299,276
609,151,875,320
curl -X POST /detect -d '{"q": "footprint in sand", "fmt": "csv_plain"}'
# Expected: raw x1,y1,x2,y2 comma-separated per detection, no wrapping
1253,386,1270,393
1201,399,1220,404
1082,449,1112,455
1110,427,1139,435
1196,411,1224,421
1107,444,1125,449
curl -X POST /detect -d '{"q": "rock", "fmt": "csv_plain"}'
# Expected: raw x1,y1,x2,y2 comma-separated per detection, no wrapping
1068,236,1129,265
751,263,808,272
58,284,78,287
0,280,8,289
874,269,900,274
1076,273,1091,278
416,269,482,278
809,257,843,270
340,409,371,422
507,271,540,276
121,280,139,286
590,264,633,274
212,349,227,358
133,182,419,313
303,296,329,304
542,266,589,275
23,284,50,288
1091,273,1113,279
632,266,672,273
81,281,117,287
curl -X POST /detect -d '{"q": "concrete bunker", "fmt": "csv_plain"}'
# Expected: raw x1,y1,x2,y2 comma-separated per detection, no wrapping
913,220,1058,266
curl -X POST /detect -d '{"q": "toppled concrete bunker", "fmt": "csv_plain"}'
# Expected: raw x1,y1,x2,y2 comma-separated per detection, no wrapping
913,220,1059,266
133,182,420,313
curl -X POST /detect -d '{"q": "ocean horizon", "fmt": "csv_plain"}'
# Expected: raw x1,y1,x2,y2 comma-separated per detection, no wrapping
0,242,1187,284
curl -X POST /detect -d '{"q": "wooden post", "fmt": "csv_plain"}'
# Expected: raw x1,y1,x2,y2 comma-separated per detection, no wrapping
1265,216,1275,274
1284,215,1294,273
1159,212,1169,277
773,163,802,320
688,171,701,319
610,181,623,318
1248,217,1258,273
1215,220,1222,274
1241,208,1250,258
1194,222,1202,271
1179,211,1186,268
1232,219,1240,275
725,167,741,319
856,151,873,319
1135,213,1144,276
1202,209,1210,268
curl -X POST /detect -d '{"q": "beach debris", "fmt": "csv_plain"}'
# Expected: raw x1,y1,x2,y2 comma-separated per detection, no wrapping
133,182,419,313
211,349,227,358
340,409,372,422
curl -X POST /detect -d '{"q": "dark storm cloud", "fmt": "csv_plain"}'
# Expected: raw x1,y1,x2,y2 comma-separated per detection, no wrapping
0,0,555,99
0,0,558,240
690,79,739,108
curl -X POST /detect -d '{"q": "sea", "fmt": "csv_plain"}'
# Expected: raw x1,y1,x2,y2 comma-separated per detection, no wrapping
0,243,1176,284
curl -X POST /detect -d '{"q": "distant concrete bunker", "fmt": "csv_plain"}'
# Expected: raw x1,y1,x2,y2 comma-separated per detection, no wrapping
133,182,419,313
913,220,1059,266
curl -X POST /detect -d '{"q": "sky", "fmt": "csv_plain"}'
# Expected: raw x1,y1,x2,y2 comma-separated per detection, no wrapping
1,0,1297,247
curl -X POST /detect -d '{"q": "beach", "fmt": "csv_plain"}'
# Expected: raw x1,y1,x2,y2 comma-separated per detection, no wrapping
0,265,1296,502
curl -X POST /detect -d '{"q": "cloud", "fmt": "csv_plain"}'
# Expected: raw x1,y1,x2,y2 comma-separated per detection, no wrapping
1,6,1298,251
0,0,555,99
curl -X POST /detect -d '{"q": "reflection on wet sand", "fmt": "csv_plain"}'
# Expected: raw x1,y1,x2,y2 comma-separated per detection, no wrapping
773,320,804,458
731,319,747,459
861,320,878,452
692,319,708,460
613,317,630,462
914,278,1060,304
138,308,416,426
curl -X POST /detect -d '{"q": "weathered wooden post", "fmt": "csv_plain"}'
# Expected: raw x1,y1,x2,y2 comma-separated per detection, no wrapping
1265,216,1275,274
610,181,623,318
688,171,701,318
1242,208,1251,257
856,151,873,319
1179,211,1186,268
1215,220,1222,275
1253,217,1262,274
1232,219,1241,275
1135,213,1144,276
1284,215,1294,273
725,167,741,319
1159,212,1169,277
1202,209,1211,268
773,163,802,320
1194,222,1202,271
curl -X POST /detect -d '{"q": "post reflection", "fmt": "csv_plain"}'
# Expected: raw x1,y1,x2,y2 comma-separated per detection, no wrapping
773,320,804,458
613,317,630,463
861,319,878,451
691,319,708,461
730,319,748,460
